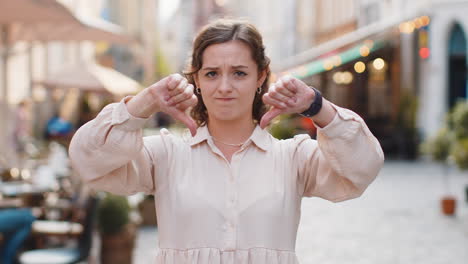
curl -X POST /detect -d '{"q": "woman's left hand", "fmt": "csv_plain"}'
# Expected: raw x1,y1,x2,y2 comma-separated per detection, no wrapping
260,76,316,129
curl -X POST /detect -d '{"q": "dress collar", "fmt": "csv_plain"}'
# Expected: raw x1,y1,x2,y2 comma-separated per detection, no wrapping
189,124,271,151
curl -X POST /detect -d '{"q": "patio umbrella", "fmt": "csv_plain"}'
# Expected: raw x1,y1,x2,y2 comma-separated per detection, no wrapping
0,0,81,100
36,62,142,96
1,0,133,101
0,0,81,166
0,0,133,166
0,0,81,24
45,14,133,44
7,14,133,44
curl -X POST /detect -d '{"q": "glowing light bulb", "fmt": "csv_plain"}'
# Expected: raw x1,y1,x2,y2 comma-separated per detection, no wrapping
360,46,370,57
354,61,366,73
373,58,385,70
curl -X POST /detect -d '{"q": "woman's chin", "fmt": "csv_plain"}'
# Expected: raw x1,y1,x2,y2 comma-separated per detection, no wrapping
209,112,241,122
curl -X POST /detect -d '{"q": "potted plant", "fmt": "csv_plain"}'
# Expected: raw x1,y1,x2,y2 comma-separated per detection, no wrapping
395,90,419,159
421,126,456,216
138,195,157,226
269,115,298,139
97,193,136,264
448,101,468,204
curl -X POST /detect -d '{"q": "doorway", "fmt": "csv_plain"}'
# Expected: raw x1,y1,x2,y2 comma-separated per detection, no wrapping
448,23,467,109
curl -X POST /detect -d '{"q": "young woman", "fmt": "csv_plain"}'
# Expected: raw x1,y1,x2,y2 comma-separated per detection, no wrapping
69,19,384,263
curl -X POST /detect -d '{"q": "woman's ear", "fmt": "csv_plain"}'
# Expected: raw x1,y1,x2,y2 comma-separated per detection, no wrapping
257,69,267,88
194,73,200,89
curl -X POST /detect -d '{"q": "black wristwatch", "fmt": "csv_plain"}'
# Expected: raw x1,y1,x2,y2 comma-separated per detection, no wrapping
300,87,322,117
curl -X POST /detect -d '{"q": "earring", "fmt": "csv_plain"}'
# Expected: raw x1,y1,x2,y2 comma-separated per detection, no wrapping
196,87,201,94
256,87,262,94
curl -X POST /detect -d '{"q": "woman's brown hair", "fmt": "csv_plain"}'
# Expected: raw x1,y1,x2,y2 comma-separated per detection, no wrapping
184,19,271,126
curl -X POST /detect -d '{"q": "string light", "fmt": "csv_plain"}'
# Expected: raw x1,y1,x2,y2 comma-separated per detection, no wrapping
10,168,20,179
354,61,366,73
419,47,430,59
360,46,370,57
373,58,385,70
333,71,353,84
323,60,334,71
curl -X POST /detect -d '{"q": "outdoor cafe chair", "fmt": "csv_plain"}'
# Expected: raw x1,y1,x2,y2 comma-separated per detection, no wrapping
18,196,98,264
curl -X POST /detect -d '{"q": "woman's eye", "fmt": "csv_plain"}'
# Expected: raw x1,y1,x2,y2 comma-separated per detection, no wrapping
235,71,247,77
205,71,217,77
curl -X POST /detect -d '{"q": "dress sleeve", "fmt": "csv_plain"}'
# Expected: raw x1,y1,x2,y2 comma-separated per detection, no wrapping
69,97,170,196
294,104,384,202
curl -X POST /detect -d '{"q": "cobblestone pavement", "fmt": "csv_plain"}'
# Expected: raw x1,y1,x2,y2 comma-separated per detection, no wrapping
133,161,468,264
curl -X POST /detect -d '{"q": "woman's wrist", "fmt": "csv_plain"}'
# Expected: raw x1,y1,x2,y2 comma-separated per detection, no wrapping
310,99,336,128
126,90,160,118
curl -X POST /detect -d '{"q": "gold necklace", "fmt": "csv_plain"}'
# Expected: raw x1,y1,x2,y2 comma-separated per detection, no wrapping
211,136,245,147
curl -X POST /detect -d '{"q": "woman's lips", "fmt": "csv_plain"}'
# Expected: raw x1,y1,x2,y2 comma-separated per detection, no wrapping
216,98,235,101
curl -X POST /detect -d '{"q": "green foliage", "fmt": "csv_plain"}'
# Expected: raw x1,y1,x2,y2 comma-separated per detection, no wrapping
154,47,173,80
450,102,468,169
421,127,452,162
97,193,130,235
423,101,468,170
269,115,297,139
396,91,418,134
449,101,468,139
452,138,468,170
396,90,420,159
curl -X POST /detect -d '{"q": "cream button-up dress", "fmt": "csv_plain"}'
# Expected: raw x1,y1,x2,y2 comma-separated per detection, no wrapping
69,99,384,264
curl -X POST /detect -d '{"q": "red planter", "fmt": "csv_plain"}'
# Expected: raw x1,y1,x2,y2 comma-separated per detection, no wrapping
441,196,457,216
100,224,136,264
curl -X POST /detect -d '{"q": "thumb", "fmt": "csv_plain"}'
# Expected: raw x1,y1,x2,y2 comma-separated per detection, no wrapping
260,107,284,129
171,109,198,136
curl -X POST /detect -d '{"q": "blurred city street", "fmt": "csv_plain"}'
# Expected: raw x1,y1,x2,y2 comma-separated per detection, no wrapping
134,161,468,264
2,0,468,263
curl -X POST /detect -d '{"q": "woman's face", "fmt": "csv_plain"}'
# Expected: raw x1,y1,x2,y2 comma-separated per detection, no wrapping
195,40,266,123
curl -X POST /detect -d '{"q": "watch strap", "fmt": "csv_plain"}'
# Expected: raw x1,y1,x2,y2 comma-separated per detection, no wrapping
300,87,323,117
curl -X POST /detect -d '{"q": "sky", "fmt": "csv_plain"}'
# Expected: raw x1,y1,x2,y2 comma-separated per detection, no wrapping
159,0,181,23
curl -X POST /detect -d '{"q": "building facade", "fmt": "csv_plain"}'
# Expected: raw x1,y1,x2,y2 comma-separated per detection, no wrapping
279,0,434,157
128,0,468,158
158,0,298,72
99,0,159,85
418,0,468,140
223,0,297,67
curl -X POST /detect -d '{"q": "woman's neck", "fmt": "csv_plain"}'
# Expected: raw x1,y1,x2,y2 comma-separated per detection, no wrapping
207,116,256,145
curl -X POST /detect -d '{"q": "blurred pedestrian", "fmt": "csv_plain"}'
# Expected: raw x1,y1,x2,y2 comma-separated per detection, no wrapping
45,114,74,148
11,99,33,169
0,209,35,264
45,115,73,138
12,100,31,151
69,19,384,263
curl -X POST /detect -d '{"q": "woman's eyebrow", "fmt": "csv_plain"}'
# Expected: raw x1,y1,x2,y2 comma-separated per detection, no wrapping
202,66,218,71
202,65,249,71
232,65,248,69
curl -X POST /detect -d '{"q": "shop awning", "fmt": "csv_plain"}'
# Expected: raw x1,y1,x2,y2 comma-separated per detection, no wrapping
0,0,80,24
283,40,386,79
6,14,133,44
278,11,429,79
21,14,134,44
0,0,133,44
35,62,142,96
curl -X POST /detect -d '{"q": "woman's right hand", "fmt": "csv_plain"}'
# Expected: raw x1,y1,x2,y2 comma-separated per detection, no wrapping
126,74,199,136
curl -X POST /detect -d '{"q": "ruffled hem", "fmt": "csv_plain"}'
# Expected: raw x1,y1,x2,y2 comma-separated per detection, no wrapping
155,247,299,264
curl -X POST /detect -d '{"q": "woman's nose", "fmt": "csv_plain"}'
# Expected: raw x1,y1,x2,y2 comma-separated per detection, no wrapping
218,76,233,93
